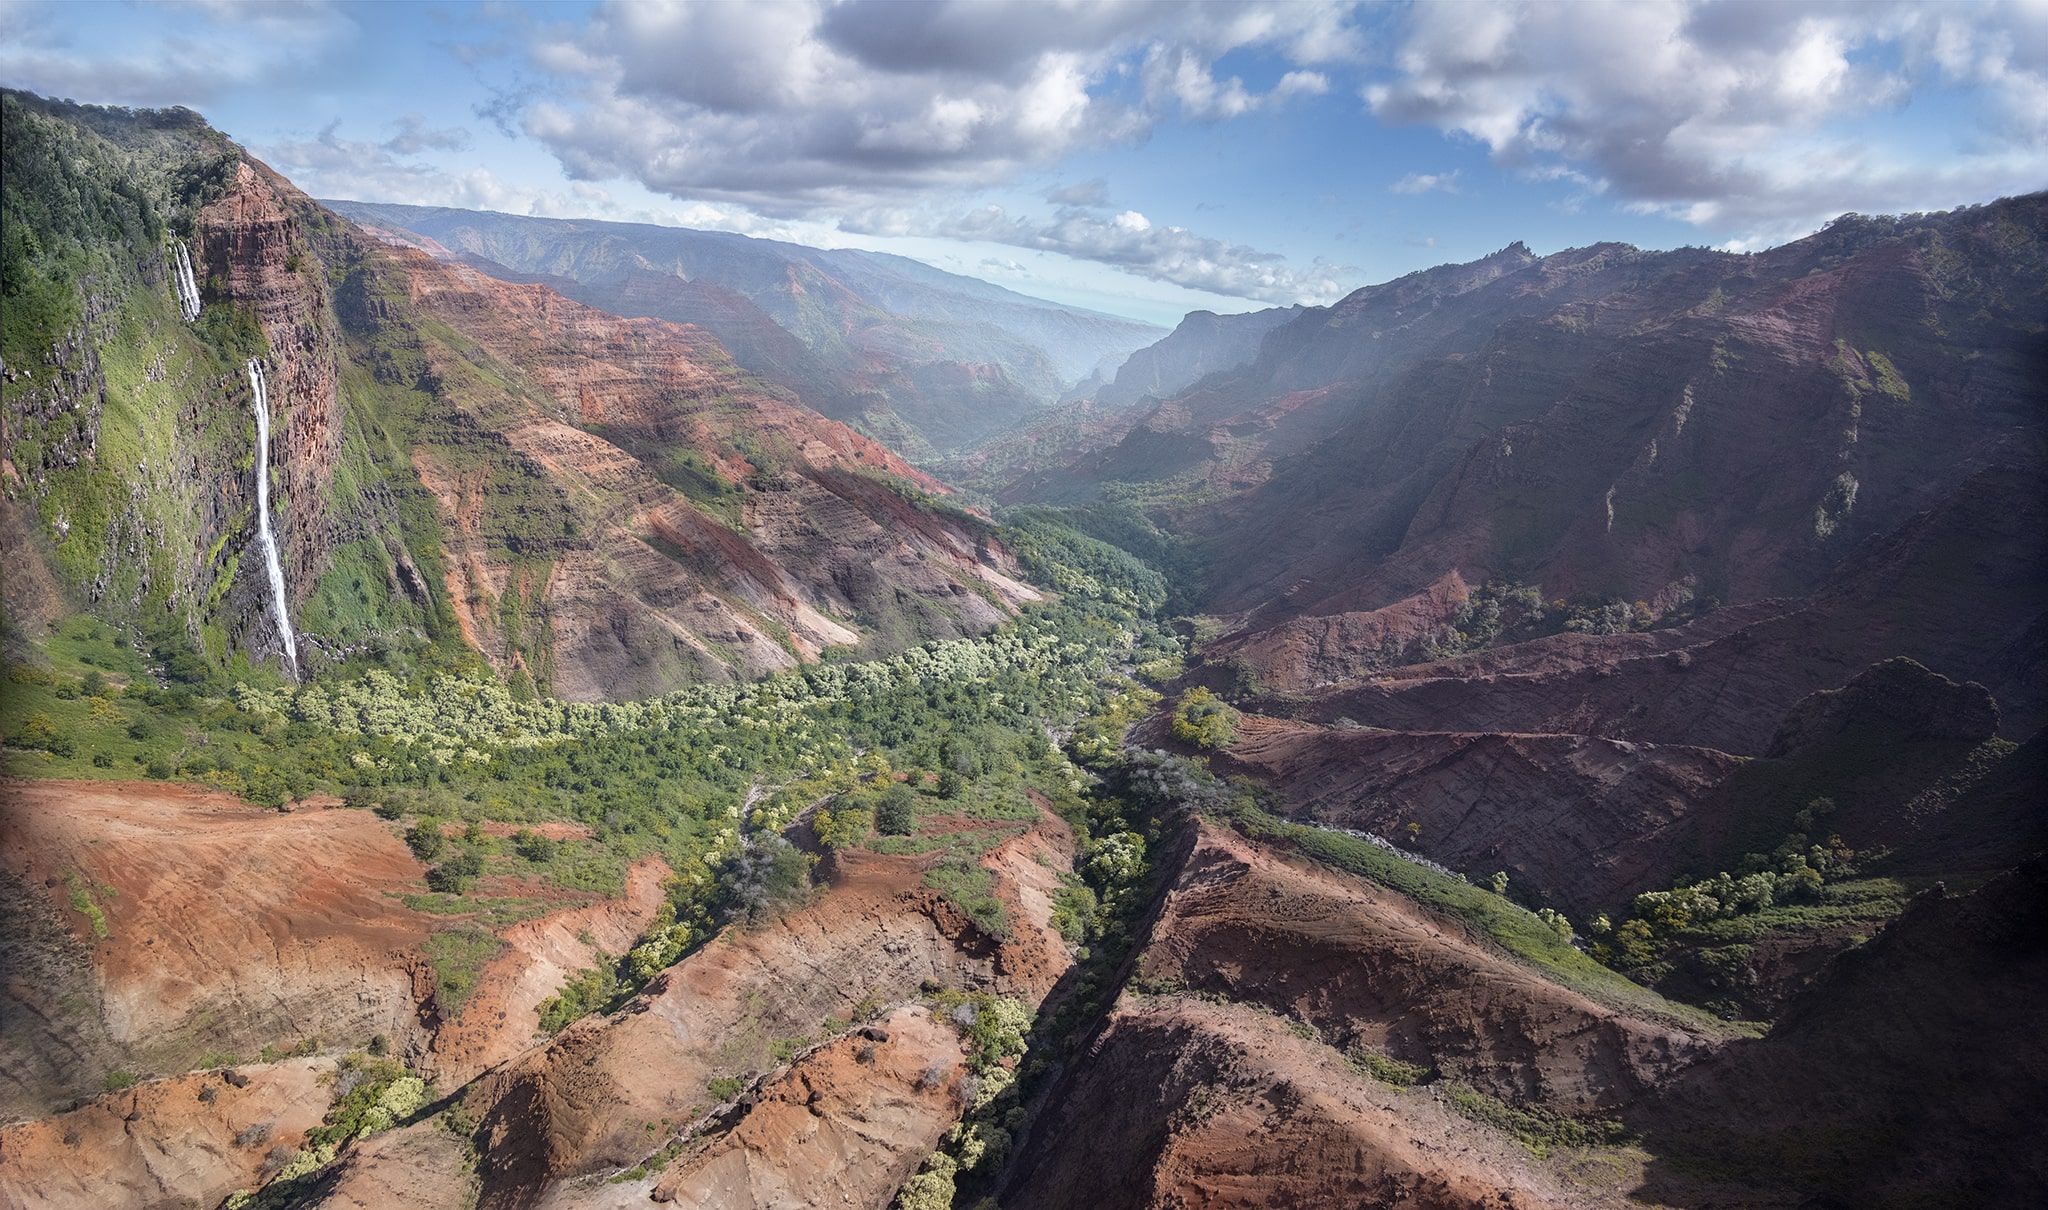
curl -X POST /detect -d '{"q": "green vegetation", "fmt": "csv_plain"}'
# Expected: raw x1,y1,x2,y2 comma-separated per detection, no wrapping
420,927,502,1017
1170,686,1237,748
1349,1046,1429,1087
1441,1081,1631,1158
536,964,622,1034
705,1076,745,1101
1198,782,1728,1032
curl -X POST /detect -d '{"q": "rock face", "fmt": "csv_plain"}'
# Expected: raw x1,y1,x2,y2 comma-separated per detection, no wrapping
646,1005,967,1209
0,1058,338,1210
1087,305,1302,412
462,810,1074,1208
366,241,1039,699
1139,823,1708,1109
0,781,435,1118
1004,997,1618,1210
1215,719,1741,917
1766,656,2000,757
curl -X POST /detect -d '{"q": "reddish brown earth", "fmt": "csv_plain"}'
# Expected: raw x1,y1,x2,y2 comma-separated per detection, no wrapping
1217,716,1742,916
428,857,672,1088
1139,823,1711,1110
1004,996,1642,1210
460,809,1074,1208
643,1005,968,1208
297,1118,482,1210
0,779,435,1117
371,240,1039,700
0,1058,337,1210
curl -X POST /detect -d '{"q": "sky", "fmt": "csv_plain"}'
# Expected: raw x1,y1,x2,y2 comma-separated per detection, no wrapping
3,0,2044,326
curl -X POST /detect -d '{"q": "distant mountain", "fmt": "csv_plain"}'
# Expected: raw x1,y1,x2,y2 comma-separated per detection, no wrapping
323,202,1165,459
1091,305,1302,410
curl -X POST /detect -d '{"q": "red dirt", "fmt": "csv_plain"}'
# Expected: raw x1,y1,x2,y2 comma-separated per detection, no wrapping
0,1058,336,1210
463,810,1075,1208
1141,822,1712,1112
0,780,435,1115
646,1005,969,1208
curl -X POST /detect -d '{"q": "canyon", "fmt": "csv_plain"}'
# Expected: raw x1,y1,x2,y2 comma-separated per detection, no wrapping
2,88,2044,1210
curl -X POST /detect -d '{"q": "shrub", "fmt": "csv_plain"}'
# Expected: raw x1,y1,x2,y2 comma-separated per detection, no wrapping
425,850,483,894
1170,687,1237,748
512,828,557,863
876,784,917,834
706,1076,744,1101
405,822,446,862
813,802,873,851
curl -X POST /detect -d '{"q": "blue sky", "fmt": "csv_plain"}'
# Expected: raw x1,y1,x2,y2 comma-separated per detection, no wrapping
4,0,2043,325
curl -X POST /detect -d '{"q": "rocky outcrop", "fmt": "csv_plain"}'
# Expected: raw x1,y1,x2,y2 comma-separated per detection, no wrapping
195,159,345,663
645,1005,968,1208
1216,719,1741,916
1003,996,1636,1210
1088,305,1301,411
462,811,1075,1207
1137,823,1710,1109
0,1058,337,1210
1766,656,2000,757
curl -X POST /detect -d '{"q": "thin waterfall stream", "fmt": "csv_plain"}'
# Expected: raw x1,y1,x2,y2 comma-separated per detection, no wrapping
171,240,201,322
247,358,299,680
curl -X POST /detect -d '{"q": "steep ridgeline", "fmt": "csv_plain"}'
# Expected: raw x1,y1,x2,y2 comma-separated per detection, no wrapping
1004,200,2048,724
1089,304,1303,411
0,91,1034,699
324,201,1165,460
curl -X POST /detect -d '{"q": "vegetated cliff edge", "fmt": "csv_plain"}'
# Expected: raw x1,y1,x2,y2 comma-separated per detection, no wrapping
1,91,1033,698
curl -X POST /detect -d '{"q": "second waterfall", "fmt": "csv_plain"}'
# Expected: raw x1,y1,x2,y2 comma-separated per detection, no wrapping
247,358,300,680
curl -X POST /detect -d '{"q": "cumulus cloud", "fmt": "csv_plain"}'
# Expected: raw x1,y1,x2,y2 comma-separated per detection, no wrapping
919,203,1354,304
515,0,1363,213
1364,0,2048,243
0,0,354,107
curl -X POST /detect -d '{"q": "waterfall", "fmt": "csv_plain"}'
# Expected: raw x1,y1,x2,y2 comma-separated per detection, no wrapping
171,240,202,322
247,358,300,680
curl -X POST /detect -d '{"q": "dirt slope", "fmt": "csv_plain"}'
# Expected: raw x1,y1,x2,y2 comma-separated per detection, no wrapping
462,811,1074,1208
0,780,435,1117
1003,996,1638,1210
644,1005,967,1208
0,1058,336,1210
1217,716,1741,916
1141,822,1710,1110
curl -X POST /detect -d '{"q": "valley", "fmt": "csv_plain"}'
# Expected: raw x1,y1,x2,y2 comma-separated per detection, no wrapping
2,88,2044,1210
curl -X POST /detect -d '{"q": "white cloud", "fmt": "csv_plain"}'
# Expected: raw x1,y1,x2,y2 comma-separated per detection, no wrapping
0,0,354,107
514,0,1366,214
1390,170,1459,194
919,203,1354,304
1363,0,2048,244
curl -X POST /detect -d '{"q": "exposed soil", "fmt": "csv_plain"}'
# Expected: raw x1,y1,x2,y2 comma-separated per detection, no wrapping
1140,822,1712,1111
1004,996,1646,1210
0,1058,337,1210
1217,716,1741,916
461,809,1075,1208
646,1005,968,1208
0,780,435,1117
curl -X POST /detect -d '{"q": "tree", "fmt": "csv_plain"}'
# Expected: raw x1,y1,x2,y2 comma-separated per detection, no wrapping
876,783,917,834
1170,687,1237,749
405,821,445,862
